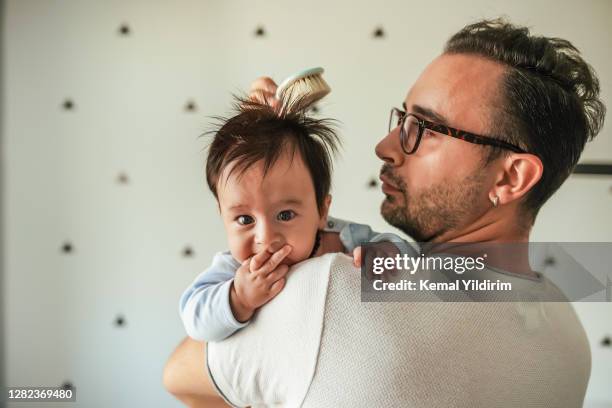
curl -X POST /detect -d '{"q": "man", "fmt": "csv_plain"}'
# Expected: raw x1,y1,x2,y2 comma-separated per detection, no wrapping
163,18,605,407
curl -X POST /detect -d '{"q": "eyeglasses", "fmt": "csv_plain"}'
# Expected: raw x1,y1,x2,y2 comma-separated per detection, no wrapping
388,107,528,155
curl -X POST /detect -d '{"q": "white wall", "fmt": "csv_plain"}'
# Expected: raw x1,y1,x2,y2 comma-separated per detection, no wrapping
2,1,610,407
0,0,5,404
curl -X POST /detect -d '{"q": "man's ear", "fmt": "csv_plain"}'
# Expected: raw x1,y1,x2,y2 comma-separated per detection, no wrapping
318,194,332,229
490,154,543,206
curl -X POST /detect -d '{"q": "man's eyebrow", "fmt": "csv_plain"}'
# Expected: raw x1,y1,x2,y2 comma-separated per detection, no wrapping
408,103,449,125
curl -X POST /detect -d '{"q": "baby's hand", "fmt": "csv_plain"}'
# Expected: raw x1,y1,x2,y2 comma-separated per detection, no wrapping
230,243,292,322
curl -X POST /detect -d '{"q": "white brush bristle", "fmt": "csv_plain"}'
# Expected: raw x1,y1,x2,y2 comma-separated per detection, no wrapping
278,73,331,114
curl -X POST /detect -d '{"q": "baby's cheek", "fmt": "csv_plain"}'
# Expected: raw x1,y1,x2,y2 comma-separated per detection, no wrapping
285,236,316,264
228,236,251,263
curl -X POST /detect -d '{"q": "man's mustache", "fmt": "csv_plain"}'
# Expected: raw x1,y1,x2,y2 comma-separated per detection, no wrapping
379,165,406,191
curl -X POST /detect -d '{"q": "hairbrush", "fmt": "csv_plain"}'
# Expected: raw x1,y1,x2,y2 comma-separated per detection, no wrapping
275,67,331,114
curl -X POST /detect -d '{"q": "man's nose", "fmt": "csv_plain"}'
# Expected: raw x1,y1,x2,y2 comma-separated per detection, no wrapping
375,128,404,166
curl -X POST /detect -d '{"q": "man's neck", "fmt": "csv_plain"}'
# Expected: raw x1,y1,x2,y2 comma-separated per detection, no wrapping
433,204,531,243
426,207,537,278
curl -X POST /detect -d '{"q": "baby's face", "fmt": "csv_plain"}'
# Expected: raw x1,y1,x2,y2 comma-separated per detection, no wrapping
217,149,330,265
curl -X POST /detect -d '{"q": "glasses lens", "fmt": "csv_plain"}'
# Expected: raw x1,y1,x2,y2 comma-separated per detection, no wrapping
389,109,403,133
402,115,420,153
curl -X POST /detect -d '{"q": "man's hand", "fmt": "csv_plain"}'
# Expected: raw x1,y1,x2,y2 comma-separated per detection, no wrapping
352,246,363,268
230,243,292,323
248,77,280,110
353,242,401,282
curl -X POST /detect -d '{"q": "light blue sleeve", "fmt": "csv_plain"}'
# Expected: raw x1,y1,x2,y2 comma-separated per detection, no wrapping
178,251,249,342
328,216,415,255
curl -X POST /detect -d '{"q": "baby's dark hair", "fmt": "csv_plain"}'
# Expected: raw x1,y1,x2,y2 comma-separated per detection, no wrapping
203,95,341,214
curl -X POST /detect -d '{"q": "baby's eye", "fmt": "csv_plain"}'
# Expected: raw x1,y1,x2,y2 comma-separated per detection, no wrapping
236,215,254,225
277,210,296,222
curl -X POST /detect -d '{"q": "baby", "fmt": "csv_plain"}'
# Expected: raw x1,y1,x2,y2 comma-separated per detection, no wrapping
179,96,406,342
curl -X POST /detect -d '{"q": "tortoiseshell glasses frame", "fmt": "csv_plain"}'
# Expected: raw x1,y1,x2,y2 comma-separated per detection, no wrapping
389,107,528,155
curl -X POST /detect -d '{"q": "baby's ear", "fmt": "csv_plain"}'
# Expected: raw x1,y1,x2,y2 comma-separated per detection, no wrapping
318,194,332,229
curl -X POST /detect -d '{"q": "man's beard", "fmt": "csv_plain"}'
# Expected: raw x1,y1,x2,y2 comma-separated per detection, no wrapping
380,164,487,242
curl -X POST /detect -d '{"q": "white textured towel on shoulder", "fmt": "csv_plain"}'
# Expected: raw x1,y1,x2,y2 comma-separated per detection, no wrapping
207,252,590,408
206,252,337,408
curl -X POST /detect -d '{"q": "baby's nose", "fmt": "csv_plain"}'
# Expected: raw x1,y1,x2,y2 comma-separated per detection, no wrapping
265,241,286,253
255,224,285,250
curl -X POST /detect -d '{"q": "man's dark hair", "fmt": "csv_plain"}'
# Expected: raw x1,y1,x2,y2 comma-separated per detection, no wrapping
444,18,606,221
203,95,341,214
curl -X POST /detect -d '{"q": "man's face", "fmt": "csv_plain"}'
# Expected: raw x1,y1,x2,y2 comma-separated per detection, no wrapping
375,53,505,242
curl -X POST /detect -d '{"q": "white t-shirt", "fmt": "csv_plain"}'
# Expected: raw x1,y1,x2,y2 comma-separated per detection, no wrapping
206,253,590,408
